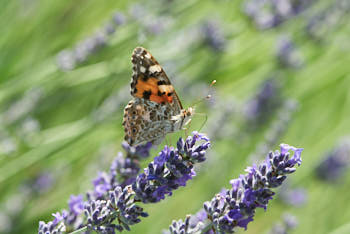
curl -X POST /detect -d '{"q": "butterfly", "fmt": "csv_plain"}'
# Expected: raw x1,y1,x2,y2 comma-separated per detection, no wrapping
122,47,194,146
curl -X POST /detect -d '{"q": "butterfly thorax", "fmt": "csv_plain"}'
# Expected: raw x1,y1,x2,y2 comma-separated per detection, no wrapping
171,107,194,131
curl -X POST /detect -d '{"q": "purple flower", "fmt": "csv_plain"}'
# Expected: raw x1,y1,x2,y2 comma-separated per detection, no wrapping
56,11,128,71
316,139,350,182
84,186,148,233
287,188,306,206
52,211,66,226
93,172,112,198
32,171,55,194
283,213,298,229
122,141,153,159
279,184,307,207
145,18,169,35
245,79,282,127
201,20,226,51
194,209,208,223
69,195,85,215
110,153,139,186
243,0,314,30
276,35,304,68
90,141,154,199
280,143,303,165
270,213,298,234
306,0,349,40
113,12,126,25
104,22,116,35
171,143,303,233
38,211,68,234
39,133,210,233
169,215,203,234
165,209,208,234
226,209,253,230
133,132,210,203
38,220,65,234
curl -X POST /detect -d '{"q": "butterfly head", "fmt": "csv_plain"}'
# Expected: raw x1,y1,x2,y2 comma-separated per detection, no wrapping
171,106,194,130
183,107,194,125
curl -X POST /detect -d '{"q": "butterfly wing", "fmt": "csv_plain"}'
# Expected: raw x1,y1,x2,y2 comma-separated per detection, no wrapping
123,47,192,146
130,47,182,114
123,98,176,145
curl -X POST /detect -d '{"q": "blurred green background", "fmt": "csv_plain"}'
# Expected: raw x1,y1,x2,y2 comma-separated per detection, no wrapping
1,0,350,233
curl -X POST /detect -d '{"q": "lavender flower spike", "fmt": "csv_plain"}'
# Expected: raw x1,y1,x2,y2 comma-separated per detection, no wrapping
38,132,210,233
169,143,303,233
38,211,67,234
316,139,350,182
133,132,210,203
84,186,148,233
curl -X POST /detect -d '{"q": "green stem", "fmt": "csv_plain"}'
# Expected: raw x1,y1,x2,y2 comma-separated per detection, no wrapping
201,223,214,234
68,226,87,234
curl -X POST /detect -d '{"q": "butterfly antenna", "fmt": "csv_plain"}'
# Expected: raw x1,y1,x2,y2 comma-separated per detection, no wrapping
186,80,215,133
190,80,216,107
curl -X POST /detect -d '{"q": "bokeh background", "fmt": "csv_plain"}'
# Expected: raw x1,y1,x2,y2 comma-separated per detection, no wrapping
1,0,350,233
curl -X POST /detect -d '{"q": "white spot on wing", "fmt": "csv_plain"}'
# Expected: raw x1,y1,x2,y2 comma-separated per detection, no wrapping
140,66,146,73
149,65,162,73
145,53,151,59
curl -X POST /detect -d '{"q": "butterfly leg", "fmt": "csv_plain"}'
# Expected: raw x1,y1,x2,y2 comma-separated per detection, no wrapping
184,119,192,138
194,112,208,132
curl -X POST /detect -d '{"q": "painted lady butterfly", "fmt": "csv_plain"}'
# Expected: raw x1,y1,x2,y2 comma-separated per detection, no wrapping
122,47,194,146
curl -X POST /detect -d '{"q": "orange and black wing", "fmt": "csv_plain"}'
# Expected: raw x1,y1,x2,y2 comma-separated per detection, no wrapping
130,47,182,114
